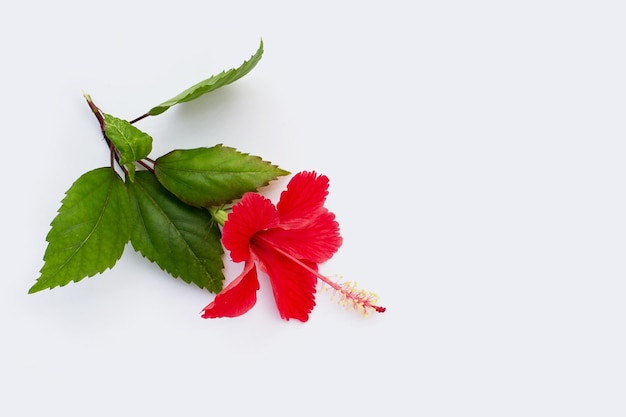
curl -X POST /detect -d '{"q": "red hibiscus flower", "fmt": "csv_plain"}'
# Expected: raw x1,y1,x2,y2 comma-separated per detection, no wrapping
202,171,385,322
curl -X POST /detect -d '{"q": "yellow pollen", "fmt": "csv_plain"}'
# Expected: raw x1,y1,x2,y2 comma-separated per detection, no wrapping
319,275,384,317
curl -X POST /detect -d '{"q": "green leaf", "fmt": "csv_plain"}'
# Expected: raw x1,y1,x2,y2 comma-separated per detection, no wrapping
103,113,153,178
30,168,131,293
154,144,290,207
126,171,225,292
147,39,264,116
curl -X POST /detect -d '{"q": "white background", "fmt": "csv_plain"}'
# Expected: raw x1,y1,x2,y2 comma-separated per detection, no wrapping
1,1,625,415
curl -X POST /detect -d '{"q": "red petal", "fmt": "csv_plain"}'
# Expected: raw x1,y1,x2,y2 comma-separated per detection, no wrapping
257,210,342,263
222,192,280,262
201,260,260,318
276,171,330,229
252,241,317,322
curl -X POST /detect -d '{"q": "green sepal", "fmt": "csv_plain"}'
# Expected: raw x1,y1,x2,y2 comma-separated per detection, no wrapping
147,39,264,116
29,168,131,293
126,171,225,293
103,113,153,173
154,144,290,207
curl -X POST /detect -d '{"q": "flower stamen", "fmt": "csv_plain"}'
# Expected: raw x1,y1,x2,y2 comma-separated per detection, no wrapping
321,277,386,316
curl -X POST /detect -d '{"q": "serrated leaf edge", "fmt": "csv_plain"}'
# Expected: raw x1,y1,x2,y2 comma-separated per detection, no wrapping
154,144,290,207
30,169,129,293
147,39,264,116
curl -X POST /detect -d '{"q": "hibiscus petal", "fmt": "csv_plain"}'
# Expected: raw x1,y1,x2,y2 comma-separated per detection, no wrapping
257,210,342,263
200,260,260,318
252,241,317,322
276,171,330,228
222,192,280,262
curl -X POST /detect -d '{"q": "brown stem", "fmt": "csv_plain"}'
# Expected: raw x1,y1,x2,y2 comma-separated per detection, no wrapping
137,159,155,173
129,113,149,124
84,93,122,170
84,93,106,136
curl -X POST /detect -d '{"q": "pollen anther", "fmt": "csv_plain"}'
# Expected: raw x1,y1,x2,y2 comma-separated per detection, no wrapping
320,275,386,316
